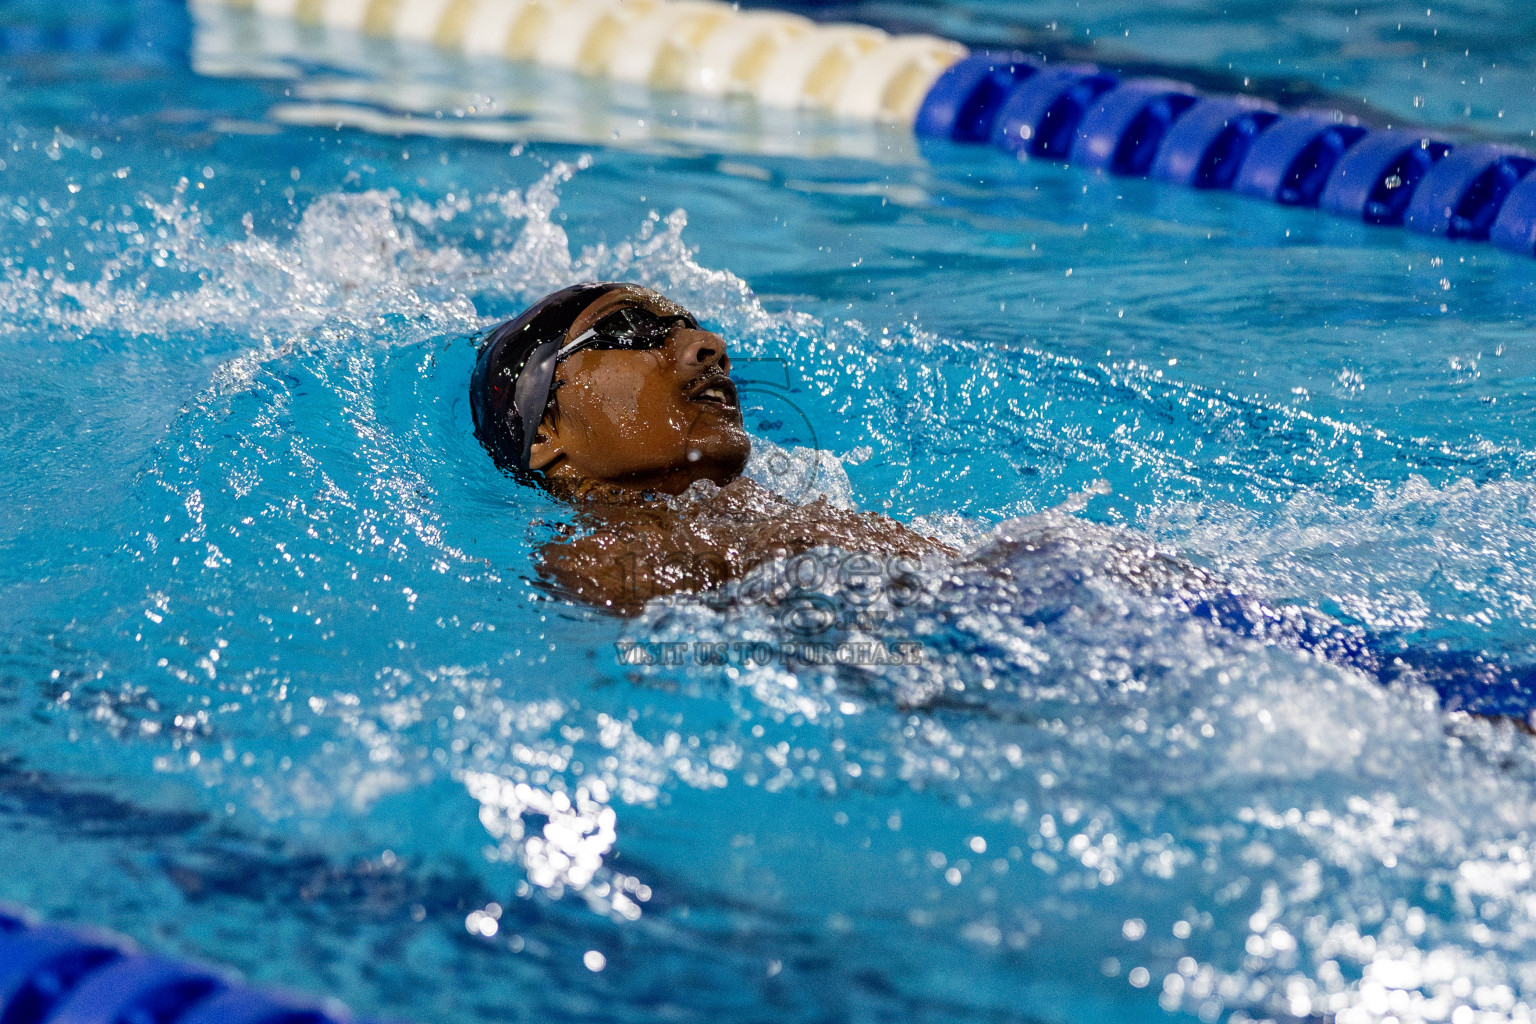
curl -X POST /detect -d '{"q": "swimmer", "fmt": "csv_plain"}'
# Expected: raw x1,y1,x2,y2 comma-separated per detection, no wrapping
470,282,950,613
472,282,1536,718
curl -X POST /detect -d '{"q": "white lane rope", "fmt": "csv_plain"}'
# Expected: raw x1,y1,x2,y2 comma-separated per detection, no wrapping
190,0,967,125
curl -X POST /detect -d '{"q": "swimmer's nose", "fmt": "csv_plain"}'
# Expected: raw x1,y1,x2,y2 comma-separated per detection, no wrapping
674,328,731,375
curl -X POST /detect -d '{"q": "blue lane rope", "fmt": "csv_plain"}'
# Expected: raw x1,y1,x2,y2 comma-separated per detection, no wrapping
915,51,1536,259
0,910,357,1024
0,0,189,60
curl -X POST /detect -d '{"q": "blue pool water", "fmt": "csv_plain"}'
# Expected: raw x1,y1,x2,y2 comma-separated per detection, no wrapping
4,2,1536,1023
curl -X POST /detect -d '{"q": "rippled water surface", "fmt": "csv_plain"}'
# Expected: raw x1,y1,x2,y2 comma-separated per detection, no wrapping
3,2,1536,1024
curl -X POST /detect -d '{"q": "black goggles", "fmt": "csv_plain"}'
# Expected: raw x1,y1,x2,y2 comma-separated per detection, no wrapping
554,305,699,362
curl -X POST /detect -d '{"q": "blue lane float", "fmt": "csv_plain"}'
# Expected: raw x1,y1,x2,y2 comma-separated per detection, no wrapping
1492,176,1536,255
990,64,1119,158
1071,77,1199,175
0,912,355,1024
1407,144,1536,239
1319,130,1452,224
913,52,1040,144
49,957,224,1024
1149,95,1280,189
179,987,335,1024
0,0,190,60
916,50,1536,259
1232,114,1369,206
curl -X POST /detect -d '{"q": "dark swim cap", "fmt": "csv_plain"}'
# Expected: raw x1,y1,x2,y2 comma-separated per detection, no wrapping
469,282,622,479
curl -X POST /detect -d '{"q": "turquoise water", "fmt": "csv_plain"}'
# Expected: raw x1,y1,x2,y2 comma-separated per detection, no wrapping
4,3,1536,1024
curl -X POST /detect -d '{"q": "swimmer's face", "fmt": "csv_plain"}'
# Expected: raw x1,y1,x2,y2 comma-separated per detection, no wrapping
528,286,751,495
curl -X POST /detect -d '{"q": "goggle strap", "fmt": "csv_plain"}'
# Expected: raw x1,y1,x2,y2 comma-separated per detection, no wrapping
555,327,600,361
512,337,564,473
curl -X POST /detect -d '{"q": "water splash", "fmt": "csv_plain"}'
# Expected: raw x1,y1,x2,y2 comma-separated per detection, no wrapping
6,151,1536,1024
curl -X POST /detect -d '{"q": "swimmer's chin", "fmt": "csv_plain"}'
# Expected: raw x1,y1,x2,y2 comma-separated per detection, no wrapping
543,440,751,501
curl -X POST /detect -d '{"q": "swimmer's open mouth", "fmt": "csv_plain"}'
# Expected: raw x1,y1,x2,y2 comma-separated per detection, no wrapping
685,373,738,410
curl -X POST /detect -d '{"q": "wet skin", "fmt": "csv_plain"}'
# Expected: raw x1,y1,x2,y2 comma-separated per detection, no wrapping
525,285,949,612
